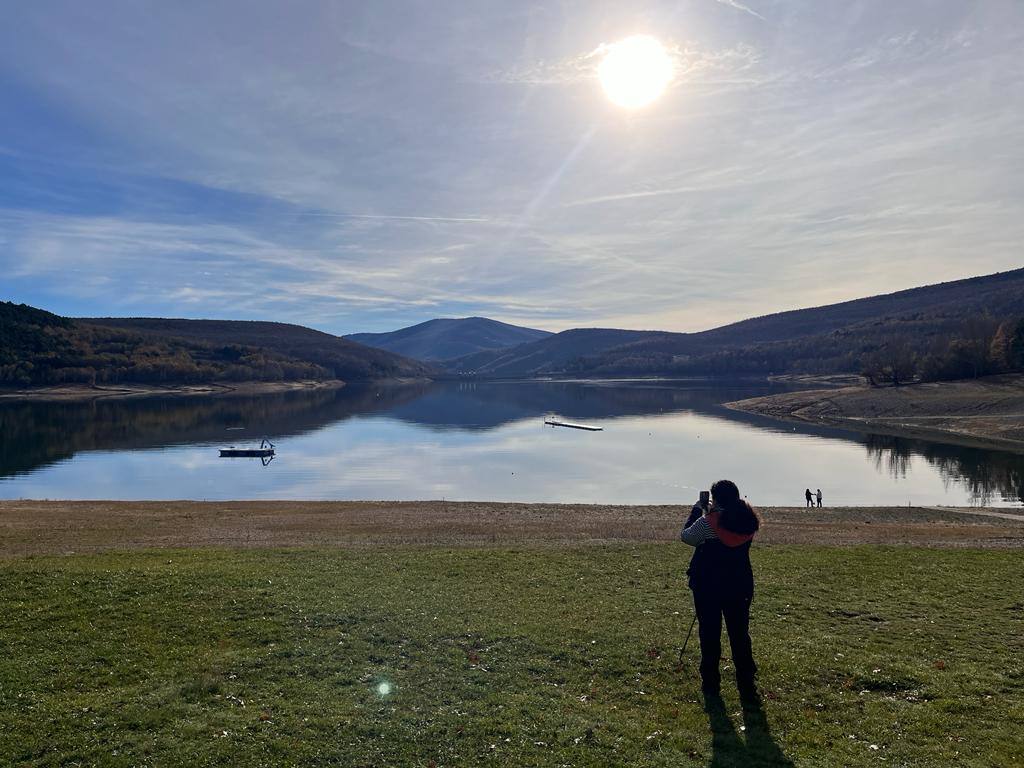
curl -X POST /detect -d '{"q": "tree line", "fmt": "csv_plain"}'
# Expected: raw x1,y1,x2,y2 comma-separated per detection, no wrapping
862,315,1024,386
6,299,1023,388
0,302,330,387
561,313,1024,385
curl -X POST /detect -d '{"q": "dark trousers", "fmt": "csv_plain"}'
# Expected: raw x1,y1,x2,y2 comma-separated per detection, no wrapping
693,591,756,692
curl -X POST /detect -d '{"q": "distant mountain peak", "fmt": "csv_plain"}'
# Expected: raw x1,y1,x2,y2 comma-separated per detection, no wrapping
441,268,1024,378
345,317,553,361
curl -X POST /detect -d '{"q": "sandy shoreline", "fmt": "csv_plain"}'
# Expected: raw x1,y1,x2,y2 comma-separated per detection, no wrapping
1,500,1021,557
726,374,1024,452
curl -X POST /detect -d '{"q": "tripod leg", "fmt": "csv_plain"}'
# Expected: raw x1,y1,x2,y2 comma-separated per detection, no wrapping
678,613,697,664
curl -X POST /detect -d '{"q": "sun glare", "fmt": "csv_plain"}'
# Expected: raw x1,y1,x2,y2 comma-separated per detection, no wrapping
598,35,674,110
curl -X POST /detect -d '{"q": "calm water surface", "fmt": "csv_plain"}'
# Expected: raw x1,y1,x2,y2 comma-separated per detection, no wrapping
1,380,1022,506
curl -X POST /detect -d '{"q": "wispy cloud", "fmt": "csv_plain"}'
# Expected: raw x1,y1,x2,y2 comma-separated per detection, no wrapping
292,213,490,223
710,0,765,21
1,1,1022,334
489,40,760,86
564,184,708,208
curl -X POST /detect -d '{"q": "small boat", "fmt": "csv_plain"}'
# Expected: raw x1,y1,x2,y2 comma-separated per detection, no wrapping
544,419,602,432
220,438,275,458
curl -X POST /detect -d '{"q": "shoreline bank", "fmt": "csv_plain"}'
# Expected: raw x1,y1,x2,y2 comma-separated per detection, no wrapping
2,380,360,403
0,379,351,402
0,377,438,402
726,374,1024,453
1,500,1021,556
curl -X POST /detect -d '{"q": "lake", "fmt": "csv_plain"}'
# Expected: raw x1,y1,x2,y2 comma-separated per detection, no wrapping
1,380,1022,506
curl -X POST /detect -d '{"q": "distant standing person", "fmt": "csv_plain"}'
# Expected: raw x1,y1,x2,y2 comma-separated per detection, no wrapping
816,488,823,508
805,488,813,508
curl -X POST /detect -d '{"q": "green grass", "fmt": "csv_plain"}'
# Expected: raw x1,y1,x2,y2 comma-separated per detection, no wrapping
1,546,1022,767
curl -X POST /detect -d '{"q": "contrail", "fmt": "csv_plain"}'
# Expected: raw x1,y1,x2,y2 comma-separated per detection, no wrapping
712,0,764,21
295,212,489,223
565,184,705,208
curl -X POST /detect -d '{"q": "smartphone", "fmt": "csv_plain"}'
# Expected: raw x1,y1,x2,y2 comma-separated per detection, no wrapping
699,490,710,509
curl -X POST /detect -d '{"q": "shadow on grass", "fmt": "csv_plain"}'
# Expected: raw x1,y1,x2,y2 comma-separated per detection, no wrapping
704,694,793,767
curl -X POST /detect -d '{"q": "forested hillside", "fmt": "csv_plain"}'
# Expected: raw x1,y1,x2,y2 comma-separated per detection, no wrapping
346,317,552,360
0,303,431,388
7,268,1024,388
446,328,657,376
86,317,434,382
447,268,1024,382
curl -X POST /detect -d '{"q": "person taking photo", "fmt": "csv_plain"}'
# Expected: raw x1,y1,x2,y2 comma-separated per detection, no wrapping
681,479,761,700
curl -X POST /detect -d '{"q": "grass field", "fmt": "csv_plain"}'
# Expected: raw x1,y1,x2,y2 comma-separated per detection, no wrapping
2,545,1022,767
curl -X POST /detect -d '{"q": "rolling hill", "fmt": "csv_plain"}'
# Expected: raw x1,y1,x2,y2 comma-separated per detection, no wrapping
445,328,658,375
444,268,1024,379
345,317,552,361
0,302,433,388
7,267,1023,388
83,317,435,381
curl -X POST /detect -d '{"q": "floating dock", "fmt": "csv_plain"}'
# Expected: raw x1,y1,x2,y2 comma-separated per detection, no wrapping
544,419,603,432
219,438,275,458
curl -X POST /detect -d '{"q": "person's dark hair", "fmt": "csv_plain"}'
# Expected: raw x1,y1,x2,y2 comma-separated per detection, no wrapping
711,479,760,535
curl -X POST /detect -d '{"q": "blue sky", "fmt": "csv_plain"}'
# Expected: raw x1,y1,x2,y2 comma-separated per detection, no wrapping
1,1,1022,334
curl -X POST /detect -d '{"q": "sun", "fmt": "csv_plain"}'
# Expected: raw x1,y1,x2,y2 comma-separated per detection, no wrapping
597,35,675,110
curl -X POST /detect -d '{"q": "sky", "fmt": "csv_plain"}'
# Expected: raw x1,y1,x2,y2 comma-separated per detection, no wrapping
1,1,1022,334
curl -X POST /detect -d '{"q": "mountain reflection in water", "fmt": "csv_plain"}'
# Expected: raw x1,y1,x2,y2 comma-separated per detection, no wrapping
864,434,1024,505
0,381,780,478
1,380,1021,506
0,384,428,479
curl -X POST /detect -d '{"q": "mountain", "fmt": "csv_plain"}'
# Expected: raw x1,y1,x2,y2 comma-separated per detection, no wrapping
0,302,433,388
445,328,657,375
345,317,552,361
7,267,1024,388
445,268,1024,379
83,317,435,381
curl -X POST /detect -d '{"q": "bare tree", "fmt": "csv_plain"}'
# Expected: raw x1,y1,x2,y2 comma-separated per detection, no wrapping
959,314,999,378
883,338,917,386
861,338,917,387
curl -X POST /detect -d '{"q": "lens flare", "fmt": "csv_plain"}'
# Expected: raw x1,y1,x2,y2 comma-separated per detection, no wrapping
598,35,675,109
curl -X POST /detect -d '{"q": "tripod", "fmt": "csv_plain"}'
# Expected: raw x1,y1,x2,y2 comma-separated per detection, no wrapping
678,612,697,664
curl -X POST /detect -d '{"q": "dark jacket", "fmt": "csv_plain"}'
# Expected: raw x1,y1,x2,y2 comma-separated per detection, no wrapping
683,503,755,599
